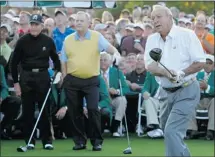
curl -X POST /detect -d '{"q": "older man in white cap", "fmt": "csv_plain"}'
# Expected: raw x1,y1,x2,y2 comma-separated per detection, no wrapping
144,5,205,157
187,54,214,140
121,23,146,56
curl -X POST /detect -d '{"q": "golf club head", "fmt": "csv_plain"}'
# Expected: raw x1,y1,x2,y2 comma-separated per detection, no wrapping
17,146,27,152
149,48,162,62
123,147,132,154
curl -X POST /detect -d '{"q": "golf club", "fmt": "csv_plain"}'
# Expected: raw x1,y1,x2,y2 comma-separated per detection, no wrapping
149,48,176,77
17,72,59,152
118,77,132,154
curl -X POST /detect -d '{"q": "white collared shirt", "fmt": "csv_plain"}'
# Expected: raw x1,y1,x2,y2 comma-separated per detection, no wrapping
101,68,110,86
144,25,206,88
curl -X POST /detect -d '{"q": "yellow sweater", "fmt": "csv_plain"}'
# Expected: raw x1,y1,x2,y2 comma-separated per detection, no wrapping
64,30,100,79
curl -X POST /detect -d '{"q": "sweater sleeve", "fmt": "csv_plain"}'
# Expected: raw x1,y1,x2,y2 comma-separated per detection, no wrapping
10,38,23,83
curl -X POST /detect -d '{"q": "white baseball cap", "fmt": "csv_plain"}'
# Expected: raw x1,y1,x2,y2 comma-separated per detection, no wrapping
134,23,144,30
205,54,214,62
94,24,108,31
2,13,14,21
0,24,11,34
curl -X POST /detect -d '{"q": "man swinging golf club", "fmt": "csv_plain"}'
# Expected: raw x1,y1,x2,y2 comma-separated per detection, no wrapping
11,14,61,151
144,5,205,157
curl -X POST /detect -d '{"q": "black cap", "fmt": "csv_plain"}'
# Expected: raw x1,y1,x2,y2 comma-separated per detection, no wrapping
30,14,43,24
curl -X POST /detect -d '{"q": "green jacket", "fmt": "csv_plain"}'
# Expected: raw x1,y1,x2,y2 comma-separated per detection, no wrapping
141,72,159,97
98,75,112,123
0,65,9,101
108,67,129,96
197,70,214,96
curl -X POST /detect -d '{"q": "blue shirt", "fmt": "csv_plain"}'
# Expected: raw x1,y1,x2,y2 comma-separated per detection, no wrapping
60,30,110,62
52,27,75,54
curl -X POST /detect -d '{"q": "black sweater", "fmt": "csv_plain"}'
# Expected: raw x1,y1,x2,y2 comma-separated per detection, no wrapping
10,33,61,83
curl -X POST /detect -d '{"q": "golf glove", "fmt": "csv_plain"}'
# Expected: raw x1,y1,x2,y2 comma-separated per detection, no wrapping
53,72,62,84
172,70,185,83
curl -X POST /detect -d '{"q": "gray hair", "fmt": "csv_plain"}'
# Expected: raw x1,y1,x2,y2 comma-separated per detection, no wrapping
152,5,173,17
101,52,112,63
76,11,90,22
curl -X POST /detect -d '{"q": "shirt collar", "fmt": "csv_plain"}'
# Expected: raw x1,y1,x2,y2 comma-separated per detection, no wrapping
158,24,177,40
101,67,110,75
167,24,177,39
75,30,91,40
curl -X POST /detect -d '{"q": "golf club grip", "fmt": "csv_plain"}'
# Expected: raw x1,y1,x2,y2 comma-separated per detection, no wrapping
159,62,176,77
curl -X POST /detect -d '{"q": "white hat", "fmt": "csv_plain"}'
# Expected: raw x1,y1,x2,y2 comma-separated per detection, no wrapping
0,24,11,34
12,17,20,23
94,24,108,31
2,13,14,21
185,19,192,24
178,18,187,23
205,54,214,62
125,23,134,31
134,23,144,30
205,24,214,31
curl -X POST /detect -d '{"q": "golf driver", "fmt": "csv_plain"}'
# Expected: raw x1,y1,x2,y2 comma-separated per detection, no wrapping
17,72,60,152
118,78,132,154
149,48,176,77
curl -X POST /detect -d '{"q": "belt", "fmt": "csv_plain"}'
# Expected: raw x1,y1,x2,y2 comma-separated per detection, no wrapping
22,68,47,72
163,78,196,93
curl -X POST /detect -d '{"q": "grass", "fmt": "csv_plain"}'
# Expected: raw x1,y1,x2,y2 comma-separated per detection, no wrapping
1,135,214,156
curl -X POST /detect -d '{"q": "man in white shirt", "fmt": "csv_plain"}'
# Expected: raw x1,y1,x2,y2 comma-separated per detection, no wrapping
144,5,205,157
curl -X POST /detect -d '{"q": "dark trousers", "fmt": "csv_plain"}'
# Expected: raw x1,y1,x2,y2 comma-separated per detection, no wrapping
19,70,52,145
1,96,21,131
63,74,103,146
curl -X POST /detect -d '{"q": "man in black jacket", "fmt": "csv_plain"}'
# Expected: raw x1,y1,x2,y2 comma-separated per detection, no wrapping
10,14,61,150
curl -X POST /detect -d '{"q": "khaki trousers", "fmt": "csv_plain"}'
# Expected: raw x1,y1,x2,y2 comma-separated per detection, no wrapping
188,98,214,131
112,96,127,121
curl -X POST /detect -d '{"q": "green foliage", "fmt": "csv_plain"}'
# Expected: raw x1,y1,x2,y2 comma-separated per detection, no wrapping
95,1,214,19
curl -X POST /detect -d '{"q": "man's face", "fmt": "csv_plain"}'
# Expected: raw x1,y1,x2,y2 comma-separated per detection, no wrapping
0,27,9,40
178,21,186,28
136,55,145,69
195,14,207,29
142,8,151,17
55,13,67,27
100,55,111,71
19,14,29,25
68,18,75,28
144,26,153,37
134,27,143,37
186,23,192,29
30,23,43,36
126,54,137,66
104,33,114,45
122,12,130,19
44,19,55,32
75,13,89,32
204,59,214,73
151,9,171,34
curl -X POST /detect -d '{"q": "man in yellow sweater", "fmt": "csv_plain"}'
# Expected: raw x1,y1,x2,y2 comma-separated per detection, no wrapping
60,11,117,151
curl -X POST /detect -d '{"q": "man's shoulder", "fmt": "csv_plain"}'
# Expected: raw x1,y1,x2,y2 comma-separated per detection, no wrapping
123,36,134,42
64,33,76,42
175,26,195,37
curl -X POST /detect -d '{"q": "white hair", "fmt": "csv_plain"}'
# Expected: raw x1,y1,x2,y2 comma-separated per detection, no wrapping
76,11,90,22
100,52,112,63
152,5,173,17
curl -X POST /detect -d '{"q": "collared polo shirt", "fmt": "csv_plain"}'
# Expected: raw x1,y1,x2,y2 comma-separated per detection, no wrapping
144,25,206,88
